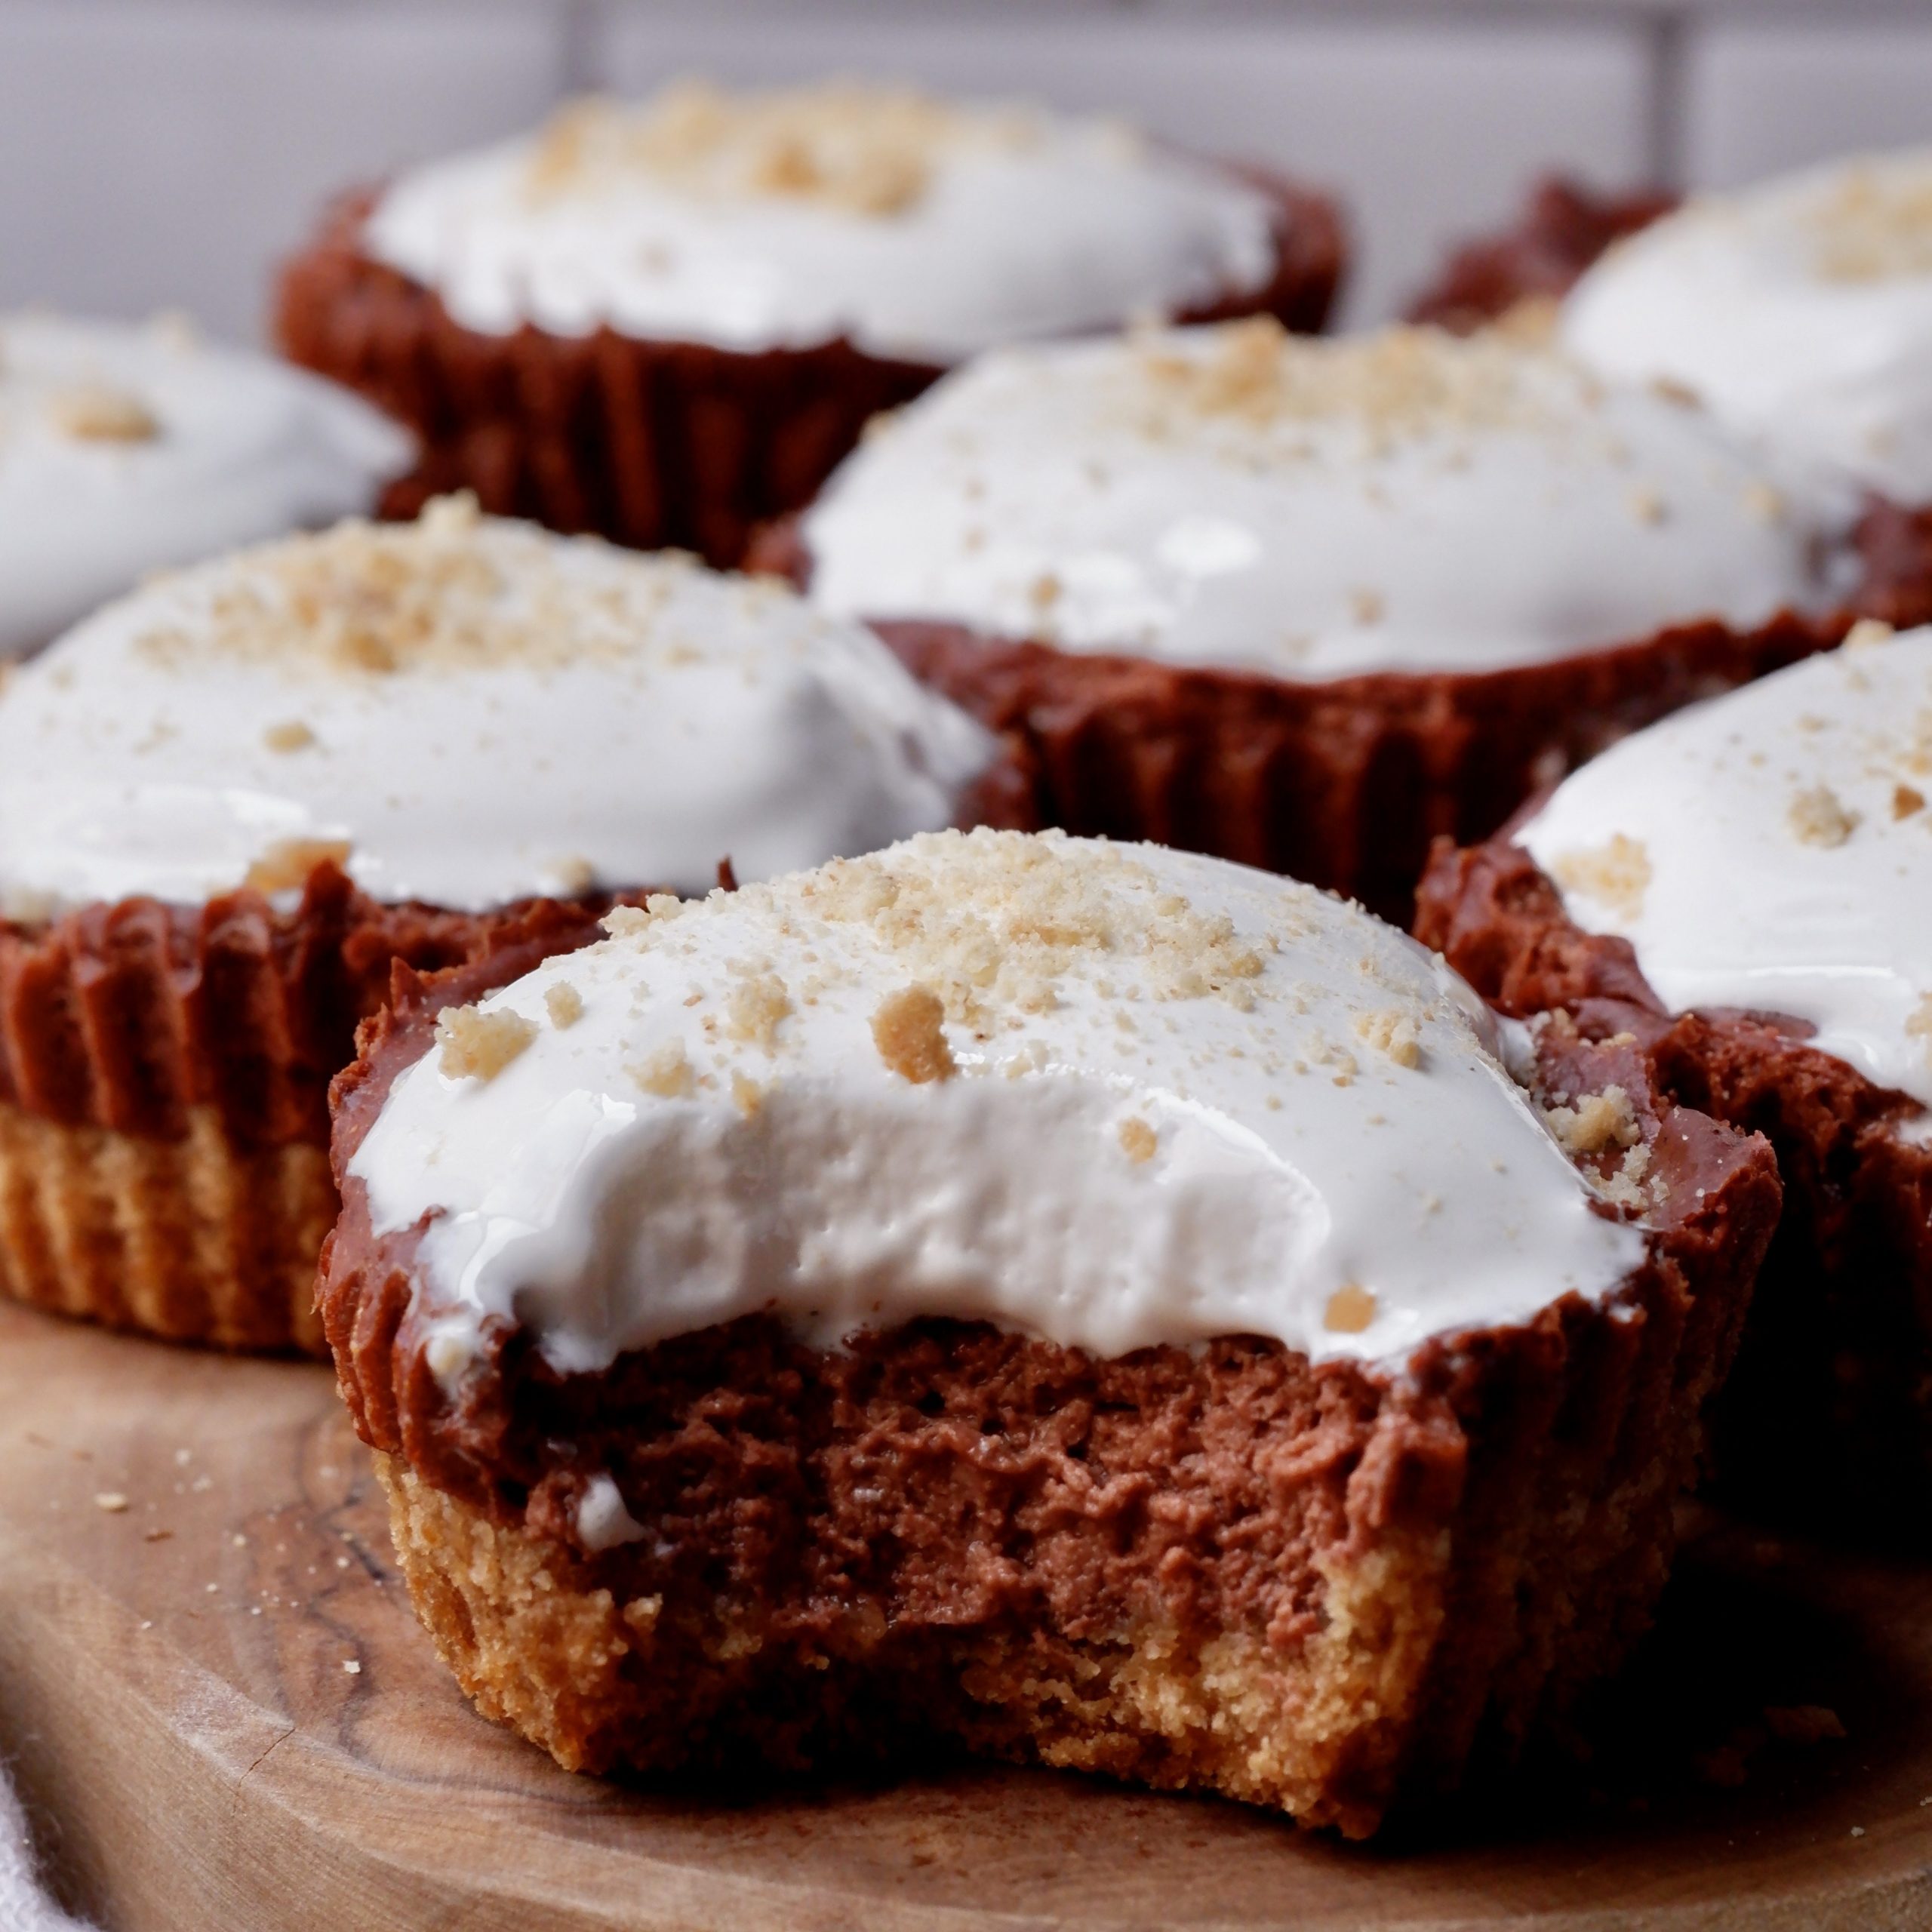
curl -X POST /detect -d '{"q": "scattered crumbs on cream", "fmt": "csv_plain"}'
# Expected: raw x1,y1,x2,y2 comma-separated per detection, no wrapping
93,1492,130,1513
724,971,793,1051
243,836,351,894
1789,783,1860,848
1323,1284,1377,1334
1844,617,1897,650
49,384,160,442
730,1070,765,1118
605,892,683,937
1353,1009,1421,1069
631,1040,695,1098
436,1004,537,1081
262,719,315,753
1117,1115,1157,1164
1626,485,1668,525
1543,1084,1640,1157
545,983,585,1029
1552,833,1651,923
1895,783,1926,820
1742,480,1784,524
871,983,957,1084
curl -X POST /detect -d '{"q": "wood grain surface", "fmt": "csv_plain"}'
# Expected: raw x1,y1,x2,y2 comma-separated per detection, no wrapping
2,1299,1929,1932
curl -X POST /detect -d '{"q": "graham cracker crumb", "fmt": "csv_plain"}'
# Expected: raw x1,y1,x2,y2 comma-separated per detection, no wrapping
1627,485,1668,525
1789,784,1860,848
1118,1116,1158,1164
435,1004,537,1081
730,1070,765,1118
724,972,792,1051
1845,617,1897,650
1551,833,1651,923
1543,1085,1640,1158
545,984,585,1029
1323,1284,1377,1334
244,837,351,894
604,894,683,937
1353,1009,1421,1069
50,384,160,442
872,985,957,1084
632,1041,695,1099
94,1492,130,1513
1896,783,1927,819
262,720,315,753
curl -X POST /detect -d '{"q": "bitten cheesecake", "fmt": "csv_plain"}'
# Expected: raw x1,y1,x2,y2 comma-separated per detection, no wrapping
761,318,1846,918
0,312,408,657
275,79,1343,567
324,829,1778,1835
1417,624,1932,1518
0,497,1009,1352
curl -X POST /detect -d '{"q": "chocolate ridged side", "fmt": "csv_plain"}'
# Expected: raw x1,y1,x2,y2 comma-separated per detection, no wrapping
274,173,1344,570
1417,830,1932,1524
0,867,620,1352
1405,176,1678,333
321,952,1779,1832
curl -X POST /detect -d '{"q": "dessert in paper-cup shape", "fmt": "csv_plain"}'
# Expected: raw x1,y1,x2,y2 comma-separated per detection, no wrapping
1405,176,1676,334
322,827,1780,1837
758,316,1853,921
0,310,410,660
0,496,1009,1355
273,78,1344,568
1416,623,1932,1523
1559,150,1932,627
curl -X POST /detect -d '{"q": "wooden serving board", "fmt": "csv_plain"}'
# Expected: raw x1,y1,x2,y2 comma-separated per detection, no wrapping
2,1301,1930,1932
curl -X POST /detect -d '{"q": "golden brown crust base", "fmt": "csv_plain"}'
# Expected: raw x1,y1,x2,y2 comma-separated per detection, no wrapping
0,870,619,1352
0,1099,334,1353
274,176,1345,568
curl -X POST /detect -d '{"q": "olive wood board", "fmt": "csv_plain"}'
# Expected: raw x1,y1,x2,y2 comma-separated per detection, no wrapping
2,1302,1930,1932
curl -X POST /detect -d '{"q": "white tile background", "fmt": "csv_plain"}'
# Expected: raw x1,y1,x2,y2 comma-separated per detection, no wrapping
1,0,1928,341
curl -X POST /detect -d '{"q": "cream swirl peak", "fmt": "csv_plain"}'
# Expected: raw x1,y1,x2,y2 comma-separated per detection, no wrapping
361,81,1280,362
799,319,1833,680
349,829,1645,1383
0,312,409,658
0,498,996,919
1564,150,1932,506
1521,625,1932,1111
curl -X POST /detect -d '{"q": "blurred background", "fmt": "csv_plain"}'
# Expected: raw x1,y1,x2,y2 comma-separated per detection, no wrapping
4,0,1929,340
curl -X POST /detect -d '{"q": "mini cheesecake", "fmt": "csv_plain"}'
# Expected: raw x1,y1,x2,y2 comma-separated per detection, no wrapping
0,312,408,658
761,317,1847,918
1417,623,1932,1519
275,79,1343,568
325,828,1777,1835
0,497,1011,1353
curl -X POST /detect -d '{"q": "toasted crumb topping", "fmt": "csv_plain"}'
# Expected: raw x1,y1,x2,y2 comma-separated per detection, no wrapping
48,384,160,442
1789,783,1860,848
1134,321,1583,447
1543,1084,1640,1158
1117,1115,1158,1163
632,1040,695,1097
1845,617,1897,650
871,984,957,1084
1551,833,1651,923
436,1004,537,1081
730,1070,766,1118
243,836,350,894
724,971,793,1051
262,720,315,754
1353,1009,1422,1069
1809,163,1932,282
1323,1284,1377,1334
545,983,585,1029
134,494,691,678
1894,783,1926,820
524,82,1043,218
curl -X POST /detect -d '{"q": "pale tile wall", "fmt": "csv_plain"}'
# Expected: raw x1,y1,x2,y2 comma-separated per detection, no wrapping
0,0,1925,343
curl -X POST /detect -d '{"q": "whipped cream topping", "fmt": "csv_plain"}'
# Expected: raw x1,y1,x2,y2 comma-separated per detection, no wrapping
361,82,1279,362
350,829,1644,1383
1521,626,1932,1112
801,319,1831,681
0,499,995,919
0,312,411,660
1564,150,1932,507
